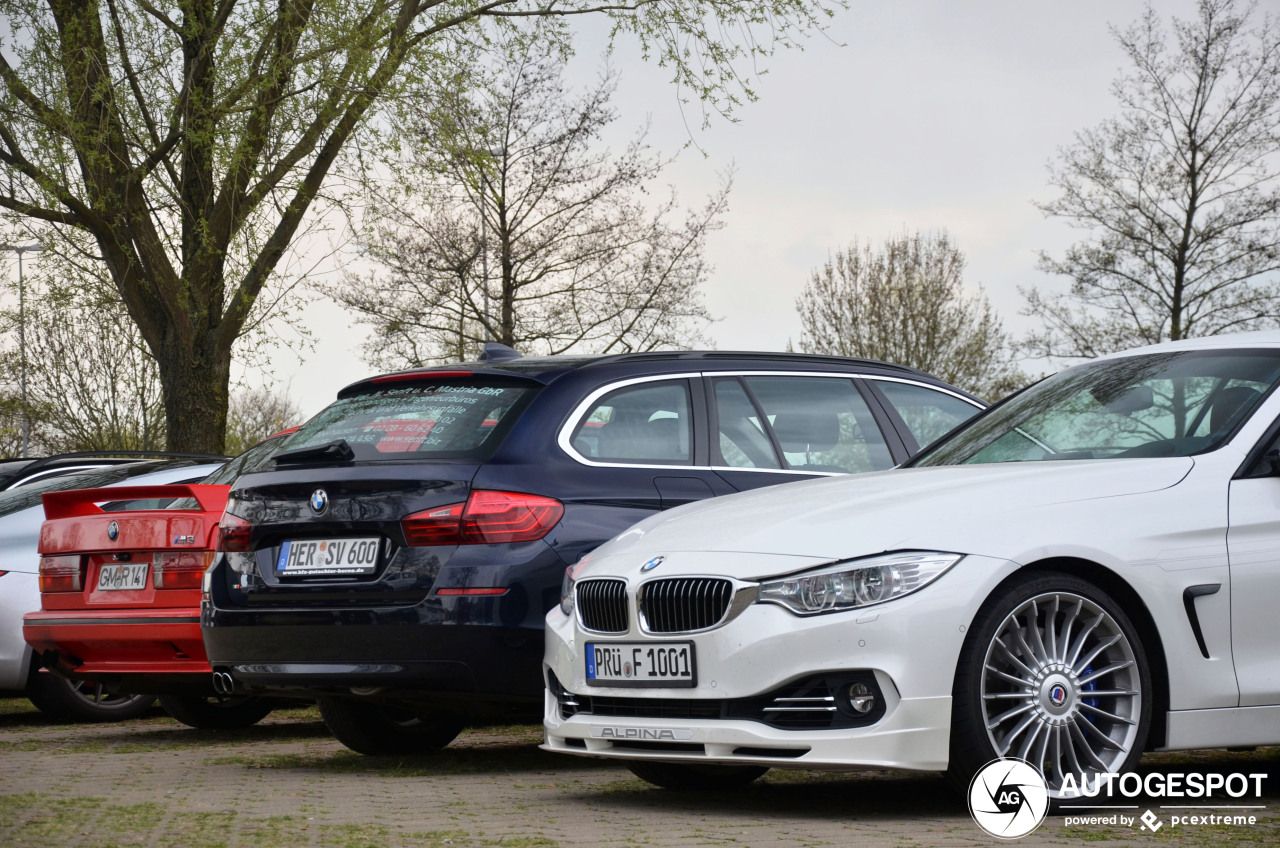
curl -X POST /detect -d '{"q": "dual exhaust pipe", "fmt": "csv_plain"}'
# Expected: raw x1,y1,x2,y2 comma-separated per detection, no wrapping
211,669,238,696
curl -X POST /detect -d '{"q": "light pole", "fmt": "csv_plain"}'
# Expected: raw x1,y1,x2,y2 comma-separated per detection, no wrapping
3,243,40,456
476,147,503,344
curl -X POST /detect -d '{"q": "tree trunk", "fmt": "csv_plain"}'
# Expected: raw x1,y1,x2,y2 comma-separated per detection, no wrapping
155,340,232,455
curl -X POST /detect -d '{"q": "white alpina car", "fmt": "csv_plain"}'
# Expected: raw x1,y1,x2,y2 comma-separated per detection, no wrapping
543,332,1280,798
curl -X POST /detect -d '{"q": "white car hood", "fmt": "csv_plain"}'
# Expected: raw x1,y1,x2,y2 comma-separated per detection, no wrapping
588,458,1194,578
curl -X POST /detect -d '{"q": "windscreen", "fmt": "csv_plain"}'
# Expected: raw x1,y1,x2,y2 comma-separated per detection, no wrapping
913,349,1280,466
279,380,536,462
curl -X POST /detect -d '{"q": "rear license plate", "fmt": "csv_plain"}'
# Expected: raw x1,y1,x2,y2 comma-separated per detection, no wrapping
585,642,695,687
96,563,148,591
276,538,380,576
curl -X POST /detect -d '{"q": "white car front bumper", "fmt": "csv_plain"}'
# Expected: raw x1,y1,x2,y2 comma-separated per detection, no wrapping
542,554,1019,772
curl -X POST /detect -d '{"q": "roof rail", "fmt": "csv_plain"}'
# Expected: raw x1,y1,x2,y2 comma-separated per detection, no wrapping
10,450,229,480
585,349,927,376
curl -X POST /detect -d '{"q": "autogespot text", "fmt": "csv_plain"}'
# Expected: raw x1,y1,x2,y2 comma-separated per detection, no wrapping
1060,771,1266,799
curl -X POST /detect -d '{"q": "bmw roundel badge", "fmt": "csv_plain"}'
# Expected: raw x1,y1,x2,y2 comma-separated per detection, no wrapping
107,520,119,541
640,556,665,573
309,489,329,515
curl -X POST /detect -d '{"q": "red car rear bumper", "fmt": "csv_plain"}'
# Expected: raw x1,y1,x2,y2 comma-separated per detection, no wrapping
24,607,209,677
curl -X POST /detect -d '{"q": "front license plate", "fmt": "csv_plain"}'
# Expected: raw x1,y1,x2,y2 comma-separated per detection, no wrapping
276,538,380,576
585,642,696,688
96,563,148,591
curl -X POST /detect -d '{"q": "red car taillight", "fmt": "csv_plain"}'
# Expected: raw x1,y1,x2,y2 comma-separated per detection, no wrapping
217,512,253,552
402,490,563,546
39,555,82,593
153,551,216,590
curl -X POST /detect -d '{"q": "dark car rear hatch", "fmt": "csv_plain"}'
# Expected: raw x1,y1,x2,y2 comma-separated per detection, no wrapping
220,374,545,607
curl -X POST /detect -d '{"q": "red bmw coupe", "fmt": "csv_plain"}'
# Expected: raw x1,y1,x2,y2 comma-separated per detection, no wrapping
23,432,294,728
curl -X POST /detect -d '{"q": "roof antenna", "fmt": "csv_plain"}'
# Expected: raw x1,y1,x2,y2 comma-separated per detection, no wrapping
479,342,521,362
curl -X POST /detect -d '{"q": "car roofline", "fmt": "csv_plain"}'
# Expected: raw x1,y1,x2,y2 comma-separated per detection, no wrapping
5,451,230,484
338,350,940,399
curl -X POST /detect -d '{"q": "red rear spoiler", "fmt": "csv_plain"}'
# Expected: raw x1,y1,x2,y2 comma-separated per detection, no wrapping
41,484,229,520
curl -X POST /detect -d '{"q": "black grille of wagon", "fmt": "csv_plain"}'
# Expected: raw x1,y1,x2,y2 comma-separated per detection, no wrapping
576,578,628,633
638,577,734,633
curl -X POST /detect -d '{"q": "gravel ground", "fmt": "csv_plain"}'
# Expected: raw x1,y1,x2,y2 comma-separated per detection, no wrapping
0,697,1276,847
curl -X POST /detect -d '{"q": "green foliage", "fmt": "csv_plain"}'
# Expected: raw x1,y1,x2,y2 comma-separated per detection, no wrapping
0,0,847,451
0,257,165,453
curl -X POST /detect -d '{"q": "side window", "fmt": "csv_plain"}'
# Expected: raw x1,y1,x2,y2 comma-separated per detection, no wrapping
743,376,895,474
875,381,984,451
569,381,692,464
712,379,780,468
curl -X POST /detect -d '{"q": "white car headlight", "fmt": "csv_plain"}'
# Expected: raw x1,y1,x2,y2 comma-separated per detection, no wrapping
559,558,587,616
757,551,962,615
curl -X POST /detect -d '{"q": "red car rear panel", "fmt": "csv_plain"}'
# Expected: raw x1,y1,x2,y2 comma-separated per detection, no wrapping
23,484,229,680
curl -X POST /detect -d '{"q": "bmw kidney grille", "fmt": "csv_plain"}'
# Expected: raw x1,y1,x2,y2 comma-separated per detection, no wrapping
639,577,733,633
576,578,629,633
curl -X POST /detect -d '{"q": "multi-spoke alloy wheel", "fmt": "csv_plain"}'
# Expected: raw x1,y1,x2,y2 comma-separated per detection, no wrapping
949,573,1151,801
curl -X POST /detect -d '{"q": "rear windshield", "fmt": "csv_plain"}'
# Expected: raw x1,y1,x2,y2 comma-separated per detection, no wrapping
280,381,536,462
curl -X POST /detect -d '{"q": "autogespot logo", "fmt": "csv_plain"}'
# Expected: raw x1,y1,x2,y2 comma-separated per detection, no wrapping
968,758,1050,839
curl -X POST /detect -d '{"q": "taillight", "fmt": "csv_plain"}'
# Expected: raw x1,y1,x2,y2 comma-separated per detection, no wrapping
461,490,564,543
402,502,465,545
154,551,216,590
39,555,82,593
217,512,253,552
402,490,563,546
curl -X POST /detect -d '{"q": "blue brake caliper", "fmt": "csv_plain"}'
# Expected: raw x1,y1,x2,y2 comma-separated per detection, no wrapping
1081,664,1099,723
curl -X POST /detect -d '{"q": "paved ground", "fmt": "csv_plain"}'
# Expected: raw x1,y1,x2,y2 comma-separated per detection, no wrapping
0,697,1276,847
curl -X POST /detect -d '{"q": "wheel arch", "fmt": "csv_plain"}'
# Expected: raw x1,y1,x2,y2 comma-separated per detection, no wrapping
962,557,1170,750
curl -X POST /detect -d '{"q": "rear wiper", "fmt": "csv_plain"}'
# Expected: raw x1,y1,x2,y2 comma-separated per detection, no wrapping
272,439,355,466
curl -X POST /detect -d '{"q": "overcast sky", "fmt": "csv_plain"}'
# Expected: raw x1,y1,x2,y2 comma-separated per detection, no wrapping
260,0,1213,416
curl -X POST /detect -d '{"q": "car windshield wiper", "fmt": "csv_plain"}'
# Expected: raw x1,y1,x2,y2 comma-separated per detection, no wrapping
272,439,355,466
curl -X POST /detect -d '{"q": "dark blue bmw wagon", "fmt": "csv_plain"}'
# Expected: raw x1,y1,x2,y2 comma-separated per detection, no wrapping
201,347,984,754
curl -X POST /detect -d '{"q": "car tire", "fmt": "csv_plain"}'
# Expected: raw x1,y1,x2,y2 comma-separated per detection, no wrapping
625,761,769,790
318,697,465,755
26,671,156,723
158,694,276,730
948,571,1152,802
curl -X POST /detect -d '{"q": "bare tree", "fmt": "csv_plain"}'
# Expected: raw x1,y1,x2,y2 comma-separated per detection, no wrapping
225,387,302,455
0,271,164,453
327,39,726,368
1025,0,1280,360
795,230,1021,399
0,1,841,452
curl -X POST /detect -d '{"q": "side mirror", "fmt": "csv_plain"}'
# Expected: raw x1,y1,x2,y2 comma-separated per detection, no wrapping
1249,447,1280,478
